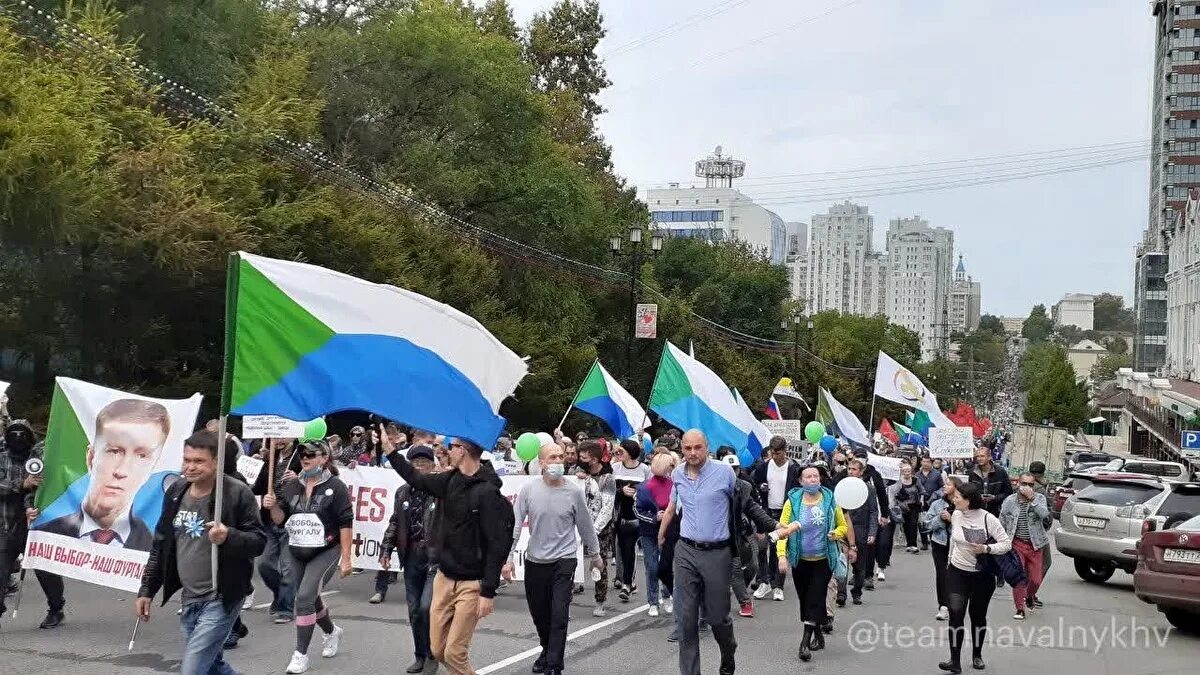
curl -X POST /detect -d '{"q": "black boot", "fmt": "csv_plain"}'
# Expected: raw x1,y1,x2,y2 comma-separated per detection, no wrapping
406,657,426,674
812,626,826,651
712,623,737,675
799,624,813,662
39,610,64,629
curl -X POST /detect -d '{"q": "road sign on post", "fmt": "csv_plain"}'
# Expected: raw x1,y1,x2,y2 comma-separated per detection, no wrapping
1181,430,1200,454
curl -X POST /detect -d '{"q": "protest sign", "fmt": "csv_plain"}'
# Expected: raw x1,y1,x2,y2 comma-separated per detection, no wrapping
928,426,975,459
237,454,264,486
761,419,803,442
339,465,405,571
867,453,902,481
241,415,306,440
25,377,202,592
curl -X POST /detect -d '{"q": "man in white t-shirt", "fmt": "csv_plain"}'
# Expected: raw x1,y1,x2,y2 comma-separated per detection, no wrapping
749,436,799,600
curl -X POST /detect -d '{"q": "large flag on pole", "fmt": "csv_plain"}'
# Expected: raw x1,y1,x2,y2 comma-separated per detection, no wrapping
223,252,528,448
568,360,647,438
649,342,758,456
819,388,872,449
872,351,956,428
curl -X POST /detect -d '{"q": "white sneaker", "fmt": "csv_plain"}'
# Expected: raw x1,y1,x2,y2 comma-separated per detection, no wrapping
321,625,343,658
752,584,771,600
875,570,886,582
772,588,784,602
286,651,310,674
241,591,255,611
935,606,949,621
662,597,674,615
648,605,660,618
592,604,608,618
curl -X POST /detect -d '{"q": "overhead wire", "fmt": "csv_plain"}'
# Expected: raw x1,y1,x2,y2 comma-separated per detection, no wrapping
1,0,867,372
604,0,754,57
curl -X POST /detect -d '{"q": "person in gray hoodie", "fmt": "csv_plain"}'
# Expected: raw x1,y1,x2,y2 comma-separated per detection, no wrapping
836,458,877,606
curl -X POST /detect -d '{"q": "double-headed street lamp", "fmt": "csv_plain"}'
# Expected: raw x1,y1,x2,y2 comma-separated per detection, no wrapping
780,313,815,377
611,225,663,385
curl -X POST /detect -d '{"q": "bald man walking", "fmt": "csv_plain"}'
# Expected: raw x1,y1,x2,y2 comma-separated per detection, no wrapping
503,443,602,675
658,430,738,675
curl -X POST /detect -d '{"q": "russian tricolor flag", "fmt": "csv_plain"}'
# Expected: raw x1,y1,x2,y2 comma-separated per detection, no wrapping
764,394,781,420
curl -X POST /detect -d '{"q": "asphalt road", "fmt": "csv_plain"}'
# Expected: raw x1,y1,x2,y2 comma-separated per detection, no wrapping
2,538,1197,675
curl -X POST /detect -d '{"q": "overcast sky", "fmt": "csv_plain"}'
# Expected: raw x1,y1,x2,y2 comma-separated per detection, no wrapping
498,0,1151,317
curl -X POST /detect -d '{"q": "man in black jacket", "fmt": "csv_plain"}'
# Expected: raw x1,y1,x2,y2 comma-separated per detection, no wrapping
749,436,800,600
379,444,439,675
855,450,891,588
382,433,514,675
728,456,781,618
968,446,1012,517
136,431,265,675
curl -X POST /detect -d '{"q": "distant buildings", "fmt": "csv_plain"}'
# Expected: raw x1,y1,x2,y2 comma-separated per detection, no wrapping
1052,293,1095,330
884,217,955,360
645,149,788,264
949,256,982,333
1000,316,1026,336
805,201,879,314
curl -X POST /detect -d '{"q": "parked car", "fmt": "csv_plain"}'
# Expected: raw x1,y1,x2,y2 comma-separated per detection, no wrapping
1135,513,1200,634
1051,472,1099,520
1094,458,1193,482
1064,451,1119,474
1054,474,1200,583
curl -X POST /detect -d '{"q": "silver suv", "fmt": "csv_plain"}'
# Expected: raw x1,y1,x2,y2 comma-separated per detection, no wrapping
1055,474,1200,583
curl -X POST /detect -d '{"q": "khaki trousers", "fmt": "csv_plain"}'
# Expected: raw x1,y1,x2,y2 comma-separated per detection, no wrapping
430,571,481,675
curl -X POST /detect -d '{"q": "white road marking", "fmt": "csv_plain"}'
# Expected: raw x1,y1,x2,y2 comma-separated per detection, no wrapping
477,604,650,674
251,589,339,610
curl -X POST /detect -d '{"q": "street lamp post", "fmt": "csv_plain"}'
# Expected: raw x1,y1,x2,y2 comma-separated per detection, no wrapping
611,225,663,385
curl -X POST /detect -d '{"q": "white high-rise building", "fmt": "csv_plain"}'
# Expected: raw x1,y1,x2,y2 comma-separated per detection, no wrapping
644,149,788,264
786,222,808,262
949,256,982,333
805,201,877,314
884,216,955,360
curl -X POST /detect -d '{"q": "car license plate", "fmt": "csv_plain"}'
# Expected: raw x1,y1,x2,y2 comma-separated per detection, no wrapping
1163,548,1200,564
1074,516,1106,529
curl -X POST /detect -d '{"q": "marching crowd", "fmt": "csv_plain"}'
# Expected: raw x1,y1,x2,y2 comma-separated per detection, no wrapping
0,391,1061,675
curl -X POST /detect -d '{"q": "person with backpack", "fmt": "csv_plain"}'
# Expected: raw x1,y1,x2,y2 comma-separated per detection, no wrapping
383,434,514,675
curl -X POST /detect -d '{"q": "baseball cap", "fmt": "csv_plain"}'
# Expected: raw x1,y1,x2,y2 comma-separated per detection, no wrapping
722,454,741,468
407,445,435,463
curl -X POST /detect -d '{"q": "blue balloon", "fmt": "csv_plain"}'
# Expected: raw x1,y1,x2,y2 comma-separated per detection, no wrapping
819,434,838,452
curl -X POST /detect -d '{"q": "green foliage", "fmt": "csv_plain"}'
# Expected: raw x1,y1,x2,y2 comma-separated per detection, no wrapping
978,314,1005,335
1021,343,1089,430
1091,353,1132,383
1022,304,1054,343
1093,292,1135,332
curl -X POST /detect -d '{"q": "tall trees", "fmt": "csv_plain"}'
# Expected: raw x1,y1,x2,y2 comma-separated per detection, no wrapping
978,314,1006,335
1022,304,1054,343
1093,293,1135,332
1022,344,1089,430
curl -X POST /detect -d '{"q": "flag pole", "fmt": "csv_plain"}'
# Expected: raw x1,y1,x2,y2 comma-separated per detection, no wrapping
557,360,595,432
867,395,877,435
211,414,228,586
638,343,668,434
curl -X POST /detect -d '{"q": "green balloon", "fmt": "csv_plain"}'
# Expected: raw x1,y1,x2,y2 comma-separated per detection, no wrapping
515,432,540,461
302,417,327,442
804,421,826,444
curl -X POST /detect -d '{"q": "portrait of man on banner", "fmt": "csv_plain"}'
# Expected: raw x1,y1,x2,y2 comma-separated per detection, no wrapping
34,398,173,552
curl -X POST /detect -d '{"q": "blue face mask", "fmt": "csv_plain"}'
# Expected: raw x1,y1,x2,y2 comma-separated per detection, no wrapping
299,465,324,480
802,483,822,494
545,463,565,479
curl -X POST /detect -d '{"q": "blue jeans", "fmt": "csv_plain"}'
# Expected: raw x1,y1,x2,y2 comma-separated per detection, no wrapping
403,548,432,660
640,535,667,605
258,524,295,616
180,598,241,675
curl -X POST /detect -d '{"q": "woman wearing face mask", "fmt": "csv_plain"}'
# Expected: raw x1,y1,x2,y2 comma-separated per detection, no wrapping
774,466,848,662
889,464,923,553
634,451,676,617
264,441,354,674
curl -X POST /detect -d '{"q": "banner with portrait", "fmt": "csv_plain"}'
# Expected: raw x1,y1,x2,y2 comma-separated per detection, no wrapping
23,377,202,592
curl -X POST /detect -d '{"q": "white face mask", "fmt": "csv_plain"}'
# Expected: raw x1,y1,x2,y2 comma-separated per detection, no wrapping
545,463,566,479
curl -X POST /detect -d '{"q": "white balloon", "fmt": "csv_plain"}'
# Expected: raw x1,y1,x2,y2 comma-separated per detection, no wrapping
536,432,555,447
834,476,868,510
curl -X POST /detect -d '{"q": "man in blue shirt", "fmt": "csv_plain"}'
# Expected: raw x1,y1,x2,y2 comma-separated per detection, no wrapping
658,430,737,675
